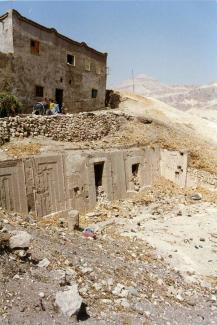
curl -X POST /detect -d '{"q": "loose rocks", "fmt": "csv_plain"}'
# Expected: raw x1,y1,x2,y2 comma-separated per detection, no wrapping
0,113,127,145
9,230,31,249
55,284,82,317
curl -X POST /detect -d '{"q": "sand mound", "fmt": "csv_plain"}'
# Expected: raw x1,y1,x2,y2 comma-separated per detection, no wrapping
119,92,217,147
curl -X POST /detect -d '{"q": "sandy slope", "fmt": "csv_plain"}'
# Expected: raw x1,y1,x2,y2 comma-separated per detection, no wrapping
119,92,217,147
121,201,217,286
188,108,217,123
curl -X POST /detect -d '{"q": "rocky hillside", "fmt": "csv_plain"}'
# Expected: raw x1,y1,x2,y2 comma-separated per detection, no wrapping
116,74,217,112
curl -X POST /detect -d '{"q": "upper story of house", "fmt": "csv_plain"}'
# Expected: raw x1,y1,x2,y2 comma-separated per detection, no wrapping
0,9,107,74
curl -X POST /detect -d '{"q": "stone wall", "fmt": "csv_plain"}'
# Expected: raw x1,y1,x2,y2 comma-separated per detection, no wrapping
0,11,14,54
0,52,14,93
0,147,188,217
0,113,126,146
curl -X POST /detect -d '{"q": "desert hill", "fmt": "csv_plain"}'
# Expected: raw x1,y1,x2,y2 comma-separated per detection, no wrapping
116,74,217,114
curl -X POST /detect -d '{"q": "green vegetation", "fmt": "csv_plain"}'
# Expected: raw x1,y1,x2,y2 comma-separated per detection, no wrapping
0,93,22,118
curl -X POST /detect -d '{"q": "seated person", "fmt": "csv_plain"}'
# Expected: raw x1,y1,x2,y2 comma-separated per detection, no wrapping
51,102,60,114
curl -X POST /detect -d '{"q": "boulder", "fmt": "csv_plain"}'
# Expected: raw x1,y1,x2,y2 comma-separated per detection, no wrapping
9,230,31,249
55,284,82,317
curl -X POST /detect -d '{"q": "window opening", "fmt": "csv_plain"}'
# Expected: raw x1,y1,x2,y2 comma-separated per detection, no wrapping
30,39,40,55
67,54,75,65
35,86,44,97
92,89,98,98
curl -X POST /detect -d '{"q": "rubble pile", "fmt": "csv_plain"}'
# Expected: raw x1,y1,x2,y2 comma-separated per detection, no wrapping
0,112,128,145
188,167,217,189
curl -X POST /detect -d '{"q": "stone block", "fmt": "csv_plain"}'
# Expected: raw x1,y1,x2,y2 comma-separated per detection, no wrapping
67,209,79,230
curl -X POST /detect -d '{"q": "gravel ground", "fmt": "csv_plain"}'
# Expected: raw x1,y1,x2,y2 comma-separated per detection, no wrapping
1,180,217,324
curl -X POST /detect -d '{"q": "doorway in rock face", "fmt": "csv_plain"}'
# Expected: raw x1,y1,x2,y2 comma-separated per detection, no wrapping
94,162,105,201
131,163,140,192
132,163,139,177
94,162,104,187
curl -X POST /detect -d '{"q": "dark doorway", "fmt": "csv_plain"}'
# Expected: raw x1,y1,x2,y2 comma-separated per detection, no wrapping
132,163,139,176
94,162,104,187
55,88,63,111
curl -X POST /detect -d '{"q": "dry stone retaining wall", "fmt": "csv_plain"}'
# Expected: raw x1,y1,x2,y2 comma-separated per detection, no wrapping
0,113,127,145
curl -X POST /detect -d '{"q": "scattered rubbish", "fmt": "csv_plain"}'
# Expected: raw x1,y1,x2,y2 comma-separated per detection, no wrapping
82,228,96,239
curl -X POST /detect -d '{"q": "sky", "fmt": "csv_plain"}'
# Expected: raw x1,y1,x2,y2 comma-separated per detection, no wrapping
0,0,217,86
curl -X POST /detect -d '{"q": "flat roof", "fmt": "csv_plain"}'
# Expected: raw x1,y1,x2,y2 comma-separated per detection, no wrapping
0,9,107,58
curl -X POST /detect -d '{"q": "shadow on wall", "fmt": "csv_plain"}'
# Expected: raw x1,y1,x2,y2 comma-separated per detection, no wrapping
105,90,121,109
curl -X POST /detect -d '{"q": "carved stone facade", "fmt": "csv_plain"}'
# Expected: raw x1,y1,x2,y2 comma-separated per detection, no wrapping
0,9,107,113
0,147,188,217
0,159,27,213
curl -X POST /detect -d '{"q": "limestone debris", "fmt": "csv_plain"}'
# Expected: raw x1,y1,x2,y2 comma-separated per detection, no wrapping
9,230,31,249
55,284,82,317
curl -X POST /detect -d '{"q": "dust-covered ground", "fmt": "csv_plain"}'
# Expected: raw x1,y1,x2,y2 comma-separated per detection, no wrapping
1,180,217,324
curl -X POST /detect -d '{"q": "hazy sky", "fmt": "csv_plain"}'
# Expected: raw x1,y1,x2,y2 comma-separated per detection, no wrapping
0,1,217,86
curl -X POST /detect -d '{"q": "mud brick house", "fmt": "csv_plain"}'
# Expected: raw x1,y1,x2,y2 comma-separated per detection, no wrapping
0,9,107,112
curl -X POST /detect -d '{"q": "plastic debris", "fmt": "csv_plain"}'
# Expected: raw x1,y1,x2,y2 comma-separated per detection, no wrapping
82,228,96,239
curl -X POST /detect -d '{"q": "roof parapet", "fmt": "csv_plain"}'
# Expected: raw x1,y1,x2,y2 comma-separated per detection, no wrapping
2,9,107,58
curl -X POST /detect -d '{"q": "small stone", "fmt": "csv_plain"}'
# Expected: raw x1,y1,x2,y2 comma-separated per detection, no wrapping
38,258,50,268
39,292,45,298
157,279,164,286
211,295,217,302
19,306,26,312
0,233,10,246
145,311,151,317
191,193,202,201
112,283,128,298
120,298,130,308
93,283,102,291
80,267,93,274
15,249,27,258
127,286,139,296
107,278,113,287
176,294,184,302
